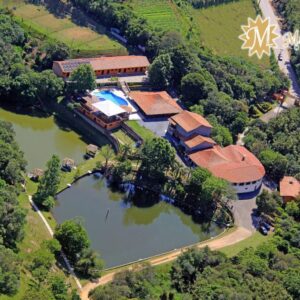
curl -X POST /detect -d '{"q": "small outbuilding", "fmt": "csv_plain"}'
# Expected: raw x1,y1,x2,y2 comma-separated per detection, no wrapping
29,168,44,182
280,176,300,202
61,158,75,172
86,144,98,157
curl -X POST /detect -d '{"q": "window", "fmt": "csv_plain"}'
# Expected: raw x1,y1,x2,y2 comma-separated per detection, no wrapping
252,181,257,184
239,183,245,186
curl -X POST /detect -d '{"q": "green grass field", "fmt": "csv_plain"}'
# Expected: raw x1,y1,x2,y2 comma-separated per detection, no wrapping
127,0,268,66
126,120,156,141
220,231,273,257
112,129,136,146
128,0,190,35
0,0,127,56
192,0,269,66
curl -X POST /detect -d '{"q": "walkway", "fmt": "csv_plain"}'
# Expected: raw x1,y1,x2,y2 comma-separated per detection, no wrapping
80,226,252,300
96,75,148,85
28,195,82,290
258,0,300,122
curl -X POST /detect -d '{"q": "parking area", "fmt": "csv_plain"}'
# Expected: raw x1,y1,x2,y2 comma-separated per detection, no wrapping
137,117,169,137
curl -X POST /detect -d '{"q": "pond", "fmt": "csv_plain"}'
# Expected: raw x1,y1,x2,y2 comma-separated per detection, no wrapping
0,107,109,170
53,175,223,269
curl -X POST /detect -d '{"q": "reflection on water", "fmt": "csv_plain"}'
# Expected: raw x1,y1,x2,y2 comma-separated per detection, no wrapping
53,175,223,268
0,107,108,170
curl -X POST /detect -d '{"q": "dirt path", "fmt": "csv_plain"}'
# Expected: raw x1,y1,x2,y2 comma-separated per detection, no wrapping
80,227,252,300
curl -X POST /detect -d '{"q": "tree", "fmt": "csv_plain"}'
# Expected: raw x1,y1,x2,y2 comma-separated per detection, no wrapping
171,247,226,292
111,160,132,183
0,187,26,248
186,167,212,196
50,275,68,300
256,190,281,216
0,246,20,295
138,138,176,188
202,176,235,207
40,41,69,69
74,249,104,279
54,219,90,262
99,145,114,170
259,149,288,182
67,64,96,95
34,155,61,210
181,72,217,104
36,70,64,102
148,53,174,89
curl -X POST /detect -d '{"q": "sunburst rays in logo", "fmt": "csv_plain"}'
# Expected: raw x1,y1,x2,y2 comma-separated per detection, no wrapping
239,15,279,59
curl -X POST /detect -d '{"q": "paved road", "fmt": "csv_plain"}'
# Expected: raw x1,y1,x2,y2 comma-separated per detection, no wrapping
260,0,300,98
258,0,300,122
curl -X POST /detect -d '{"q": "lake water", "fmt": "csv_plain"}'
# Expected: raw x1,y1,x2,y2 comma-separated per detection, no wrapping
0,107,109,170
53,175,223,268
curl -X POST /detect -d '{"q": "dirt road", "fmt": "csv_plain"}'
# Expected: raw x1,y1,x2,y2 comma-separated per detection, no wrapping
80,227,252,300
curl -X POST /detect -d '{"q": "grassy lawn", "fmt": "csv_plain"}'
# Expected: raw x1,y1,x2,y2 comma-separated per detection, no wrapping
0,191,75,300
127,0,268,67
0,0,127,56
126,120,156,141
112,129,136,146
192,0,269,67
220,231,273,257
128,0,191,36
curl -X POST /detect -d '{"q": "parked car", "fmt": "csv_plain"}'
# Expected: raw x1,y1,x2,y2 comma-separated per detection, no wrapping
259,225,268,235
261,222,271,231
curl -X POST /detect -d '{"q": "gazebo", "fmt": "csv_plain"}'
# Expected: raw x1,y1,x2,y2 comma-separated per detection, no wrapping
29,168,44,181
61,158,75,172
86,144,98,157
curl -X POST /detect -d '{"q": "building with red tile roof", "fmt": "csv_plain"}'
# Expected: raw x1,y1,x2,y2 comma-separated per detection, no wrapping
183,135,216,154
129,91,182,117
280,176,300,202
52,55,150,78
189,145,265,194
168,110,212,141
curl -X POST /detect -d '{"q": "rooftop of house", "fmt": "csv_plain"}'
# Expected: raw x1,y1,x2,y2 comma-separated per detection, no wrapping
55,55,150,73
129,91,182,116
92,100,127,117
189,145,265,183
184,135,216,149
62,157,75,167
86,144,98,154
280,176,300,198
169,110,212,132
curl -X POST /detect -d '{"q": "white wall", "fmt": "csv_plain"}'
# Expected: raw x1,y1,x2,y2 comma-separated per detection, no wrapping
232,178,263,194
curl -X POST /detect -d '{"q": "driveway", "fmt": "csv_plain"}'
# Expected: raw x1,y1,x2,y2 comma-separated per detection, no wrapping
138,116,169,137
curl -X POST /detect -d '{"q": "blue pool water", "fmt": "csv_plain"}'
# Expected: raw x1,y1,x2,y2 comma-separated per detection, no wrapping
93,90,128,106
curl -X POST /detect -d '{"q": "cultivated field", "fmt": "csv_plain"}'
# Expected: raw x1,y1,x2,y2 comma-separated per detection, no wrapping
0,0,127,56
192,0,269,66
127,0,268,66
128,0,191,36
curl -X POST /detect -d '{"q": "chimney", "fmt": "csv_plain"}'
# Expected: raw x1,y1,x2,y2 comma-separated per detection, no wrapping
242,155,246,161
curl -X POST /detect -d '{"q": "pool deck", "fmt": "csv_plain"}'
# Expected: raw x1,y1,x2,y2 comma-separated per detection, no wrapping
96,75,148,84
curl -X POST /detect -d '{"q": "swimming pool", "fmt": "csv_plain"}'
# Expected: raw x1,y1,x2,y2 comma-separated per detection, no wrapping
93,90,128,106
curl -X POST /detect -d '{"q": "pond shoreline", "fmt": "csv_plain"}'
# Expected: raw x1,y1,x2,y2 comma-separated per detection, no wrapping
53,172,228,269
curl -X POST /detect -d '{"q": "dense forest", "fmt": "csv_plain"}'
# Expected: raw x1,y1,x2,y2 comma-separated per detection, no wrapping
89,190,300,300
0,121,26,295
0,9,66,106
244,107,300,182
